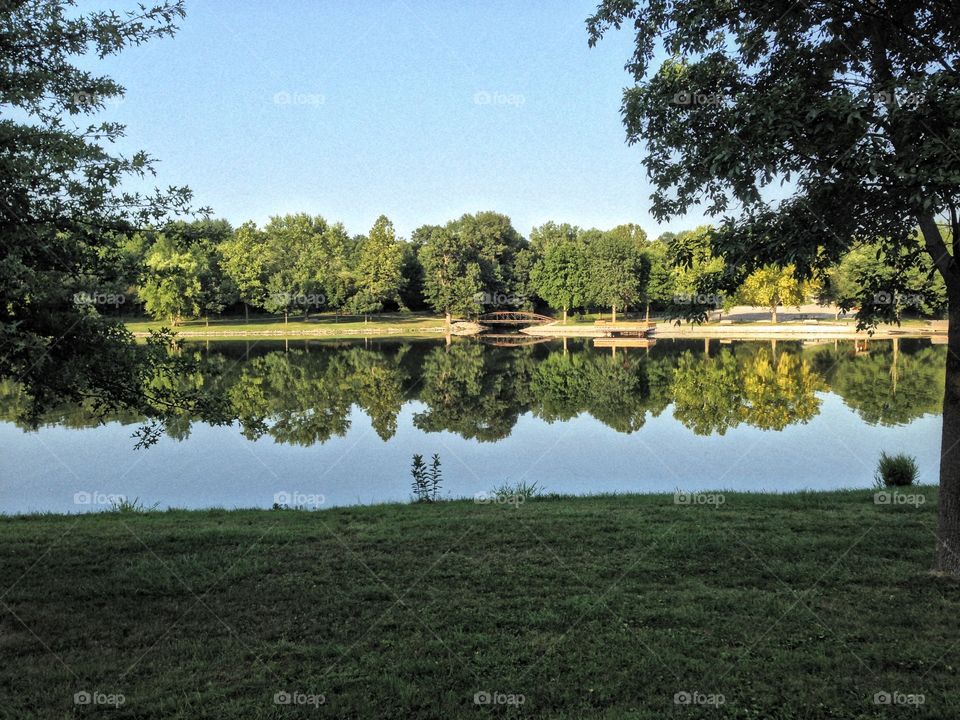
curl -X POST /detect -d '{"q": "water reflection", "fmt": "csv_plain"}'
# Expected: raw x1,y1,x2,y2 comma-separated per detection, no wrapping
0,337,945,444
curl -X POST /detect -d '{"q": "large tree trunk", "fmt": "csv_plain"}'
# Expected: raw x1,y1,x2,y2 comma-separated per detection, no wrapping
916,213,960,574
771,305,777,323
937,294,960,574
645,302,650,322
611,305,617,323
562,308,568,324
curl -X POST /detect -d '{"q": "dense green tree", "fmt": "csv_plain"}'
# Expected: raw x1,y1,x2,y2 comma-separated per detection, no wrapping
510,245,540,311
665,227,728,315
530,236,588,322
399,237,427,311
220,222,270,321
454,212,528,305
164,219,237,321
219,214,352,321
588,0,960,571
0,0,230,439
140,235,204,325
418,225,484,324
90,230,150,315
641,237,675,320
825,243,947,320
350,215,405,317
606,223,648,248
586,231,649,321
529,222,579,253
261,214,330,322
736,265,817,322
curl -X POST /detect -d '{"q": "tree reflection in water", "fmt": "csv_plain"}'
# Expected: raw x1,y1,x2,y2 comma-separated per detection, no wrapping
0,338,945,444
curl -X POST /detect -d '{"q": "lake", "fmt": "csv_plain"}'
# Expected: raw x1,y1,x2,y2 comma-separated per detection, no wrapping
0,337,943,513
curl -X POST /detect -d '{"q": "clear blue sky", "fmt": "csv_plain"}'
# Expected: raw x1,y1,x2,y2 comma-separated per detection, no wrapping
87,0,707,239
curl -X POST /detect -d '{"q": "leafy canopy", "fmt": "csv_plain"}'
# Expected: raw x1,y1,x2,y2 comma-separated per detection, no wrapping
587,1,960,324
0,0,228,440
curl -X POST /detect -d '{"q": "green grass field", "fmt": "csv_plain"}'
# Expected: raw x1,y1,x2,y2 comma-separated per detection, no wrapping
124,312,446,336
2,488,957,718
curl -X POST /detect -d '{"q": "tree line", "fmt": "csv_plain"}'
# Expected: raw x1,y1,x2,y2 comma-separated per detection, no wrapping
103,214,947,326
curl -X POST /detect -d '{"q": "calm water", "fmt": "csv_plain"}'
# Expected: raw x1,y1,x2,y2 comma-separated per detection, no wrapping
0,337,944,513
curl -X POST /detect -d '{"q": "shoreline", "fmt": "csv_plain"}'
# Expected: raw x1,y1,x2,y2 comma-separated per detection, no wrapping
131,326,447,339
0,483,939,523
127,317,947,341
3,485,931,519
653,321,945,340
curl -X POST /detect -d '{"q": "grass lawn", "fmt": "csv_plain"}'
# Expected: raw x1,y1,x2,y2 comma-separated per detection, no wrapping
123,312,446,336
1,488,957,718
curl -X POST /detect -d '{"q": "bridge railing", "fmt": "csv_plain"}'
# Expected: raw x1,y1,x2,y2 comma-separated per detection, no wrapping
477,311,554,325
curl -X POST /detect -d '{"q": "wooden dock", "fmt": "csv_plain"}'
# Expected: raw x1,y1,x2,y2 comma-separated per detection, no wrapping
593,337,657,349
521,321,656,338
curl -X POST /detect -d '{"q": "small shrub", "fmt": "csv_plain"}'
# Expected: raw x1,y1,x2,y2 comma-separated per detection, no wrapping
411,454,442,502
491,479,543,501
428,453,443,500
875,452,919,487
411,454,428,501
109,496,156,513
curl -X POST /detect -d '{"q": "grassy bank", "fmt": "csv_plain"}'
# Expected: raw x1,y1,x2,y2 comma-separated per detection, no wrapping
2,489,957,718
124,312,446,337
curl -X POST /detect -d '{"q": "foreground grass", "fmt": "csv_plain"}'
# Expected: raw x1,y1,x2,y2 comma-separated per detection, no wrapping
1,489,957,718
124,312,446,336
